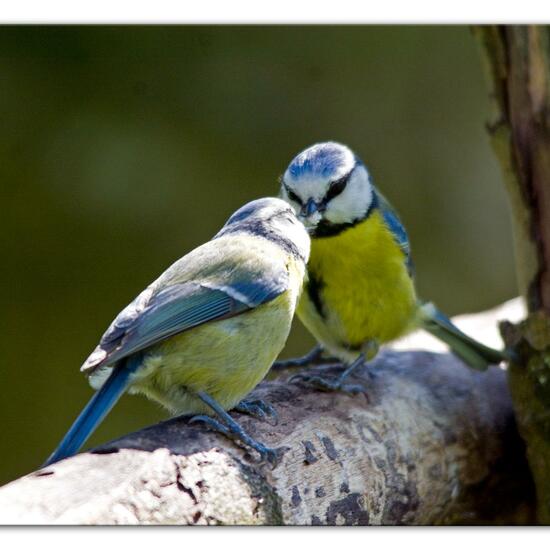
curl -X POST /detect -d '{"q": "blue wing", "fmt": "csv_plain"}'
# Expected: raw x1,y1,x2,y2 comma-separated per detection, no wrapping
82,275,289,373
376,190,413,276
44,275,289,466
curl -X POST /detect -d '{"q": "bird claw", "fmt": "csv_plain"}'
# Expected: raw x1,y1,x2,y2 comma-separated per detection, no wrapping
189,415,231,436
290,353,368,394
189,413,286,468
271,345,332,370
289,372,366,395
254,445,290,468
234,399,278,425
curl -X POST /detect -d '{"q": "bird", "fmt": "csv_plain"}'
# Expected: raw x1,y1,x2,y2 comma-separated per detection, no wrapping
44,197,310,467
276,141,506,391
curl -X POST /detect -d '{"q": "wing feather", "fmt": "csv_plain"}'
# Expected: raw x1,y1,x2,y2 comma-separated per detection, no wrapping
376,191,413,275
81,275,288,374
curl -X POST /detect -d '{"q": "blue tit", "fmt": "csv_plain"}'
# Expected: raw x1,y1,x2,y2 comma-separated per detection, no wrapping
44,198,310,466
277,142,506,391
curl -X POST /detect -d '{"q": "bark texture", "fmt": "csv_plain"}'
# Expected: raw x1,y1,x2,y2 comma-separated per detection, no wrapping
476,25,550,523
0,300,533,525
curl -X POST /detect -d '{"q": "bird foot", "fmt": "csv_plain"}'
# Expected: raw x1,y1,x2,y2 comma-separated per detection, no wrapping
271,345,334,370
289,354,367,394
189,414,287,467
288,371,365,394
234,399,278,425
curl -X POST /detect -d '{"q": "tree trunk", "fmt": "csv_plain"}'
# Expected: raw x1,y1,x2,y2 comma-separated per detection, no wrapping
475,25,550,523
0,300,533,525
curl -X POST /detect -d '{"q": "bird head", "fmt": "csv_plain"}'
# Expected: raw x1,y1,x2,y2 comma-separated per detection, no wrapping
280,142,374,237
218,197,310,264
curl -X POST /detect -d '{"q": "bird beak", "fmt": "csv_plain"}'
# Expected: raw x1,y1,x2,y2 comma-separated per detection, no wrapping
301,198,319,218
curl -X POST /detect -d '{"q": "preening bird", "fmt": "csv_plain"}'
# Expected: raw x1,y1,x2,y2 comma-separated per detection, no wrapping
277,142,506,391
44,198,310,466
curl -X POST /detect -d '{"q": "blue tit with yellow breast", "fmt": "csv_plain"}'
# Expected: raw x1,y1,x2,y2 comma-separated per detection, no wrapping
44,197,310,467
276,142,506,391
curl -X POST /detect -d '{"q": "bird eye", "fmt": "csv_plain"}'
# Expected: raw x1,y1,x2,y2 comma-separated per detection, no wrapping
324,175,348,203
284,184,303,206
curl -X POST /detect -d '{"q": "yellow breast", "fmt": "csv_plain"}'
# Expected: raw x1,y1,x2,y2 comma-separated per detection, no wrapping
298,210,418,359
128,254,306,416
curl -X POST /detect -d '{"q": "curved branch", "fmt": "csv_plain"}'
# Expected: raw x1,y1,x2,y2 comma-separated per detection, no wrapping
0,300,533,525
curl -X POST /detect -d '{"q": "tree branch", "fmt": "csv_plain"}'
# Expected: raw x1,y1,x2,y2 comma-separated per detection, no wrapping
475,25,550,523
0,300,533,525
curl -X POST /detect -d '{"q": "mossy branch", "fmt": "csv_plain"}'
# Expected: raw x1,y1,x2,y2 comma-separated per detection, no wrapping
475,24,550,523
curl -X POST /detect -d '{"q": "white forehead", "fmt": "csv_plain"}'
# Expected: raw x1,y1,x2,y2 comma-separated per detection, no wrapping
283,142,356,200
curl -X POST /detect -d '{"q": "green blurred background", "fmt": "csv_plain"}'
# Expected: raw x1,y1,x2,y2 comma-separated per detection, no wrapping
0,26,515,484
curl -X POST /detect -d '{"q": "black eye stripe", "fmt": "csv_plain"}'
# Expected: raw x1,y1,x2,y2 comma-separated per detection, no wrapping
284,184,303,206
324,174,349,203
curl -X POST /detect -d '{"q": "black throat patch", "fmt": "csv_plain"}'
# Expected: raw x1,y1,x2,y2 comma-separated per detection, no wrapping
312,218,362,238
312,189,379,239
306,270,326,319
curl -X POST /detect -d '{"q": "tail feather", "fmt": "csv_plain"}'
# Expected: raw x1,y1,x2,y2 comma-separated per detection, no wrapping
420,303,507,371
43,356,139,467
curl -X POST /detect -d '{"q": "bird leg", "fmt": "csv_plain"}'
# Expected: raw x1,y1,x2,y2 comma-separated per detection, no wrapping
190,391,287,467
271,344,335,370
233,399,278,425
288,352,371,394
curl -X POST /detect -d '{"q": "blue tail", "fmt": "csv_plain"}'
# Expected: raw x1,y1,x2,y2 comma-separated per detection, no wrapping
420,303,508,371
43,356,140,467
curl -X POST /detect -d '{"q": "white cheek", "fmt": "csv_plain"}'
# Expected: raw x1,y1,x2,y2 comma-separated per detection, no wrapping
269,217,311,261
292,223,311,262
324,174,372,224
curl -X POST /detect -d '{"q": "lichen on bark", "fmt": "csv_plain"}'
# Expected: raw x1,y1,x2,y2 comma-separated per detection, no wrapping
0,303,534,525
475,25,550,523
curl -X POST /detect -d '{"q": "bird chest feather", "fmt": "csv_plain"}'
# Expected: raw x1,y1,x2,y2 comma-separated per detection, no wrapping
299,210,417,351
